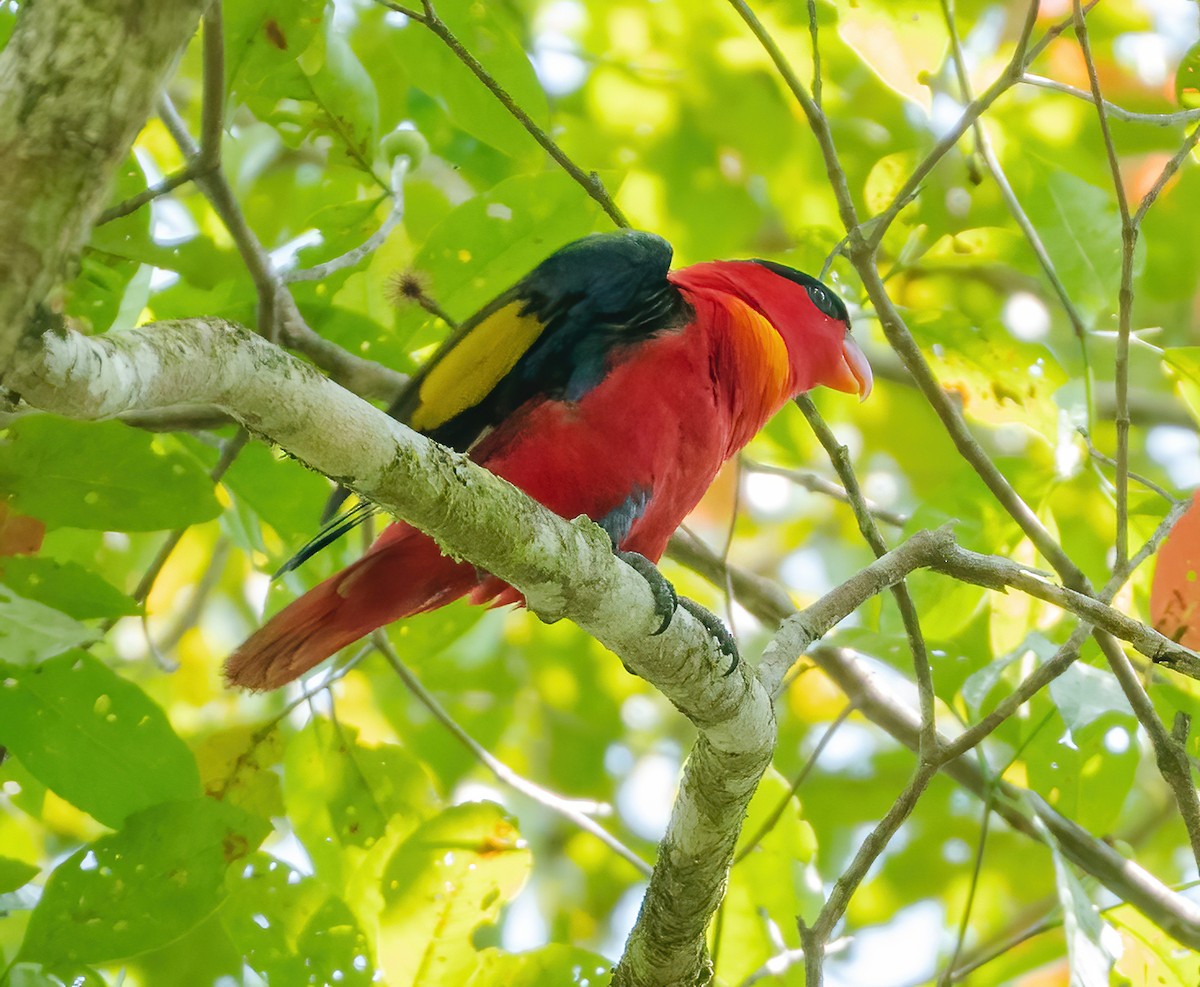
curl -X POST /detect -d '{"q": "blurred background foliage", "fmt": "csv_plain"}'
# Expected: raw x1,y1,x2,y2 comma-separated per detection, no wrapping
2,0,1200,984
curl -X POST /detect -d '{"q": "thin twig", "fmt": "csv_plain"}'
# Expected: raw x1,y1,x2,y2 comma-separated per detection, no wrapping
865,0,1068,252
738,936,850,986
796,395,937,760
938,786,995,985
96,167,195,225
806,0,821,108
734,704,854,864
375,0,629,228
373,633,652,876
938,495,1192,762
158,95,406,399
198,1,224,172
729,0,1091,595
743,459,908,527
1078,426,1176,503
665,529,1200,949
940,0,1094,425
98,4,223,228
812,761,939,944
1134,122,1200,225
1021,74,1200,126
158,94,280,337
1075,0,1135,569
283,160,409,284
214,646,374,800
152,536,232,655
1094,630,1200,870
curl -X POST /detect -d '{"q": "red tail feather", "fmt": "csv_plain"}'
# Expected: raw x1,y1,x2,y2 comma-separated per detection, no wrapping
224,526,477,691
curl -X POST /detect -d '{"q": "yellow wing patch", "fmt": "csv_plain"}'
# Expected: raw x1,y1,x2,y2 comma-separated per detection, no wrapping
409,302,548,432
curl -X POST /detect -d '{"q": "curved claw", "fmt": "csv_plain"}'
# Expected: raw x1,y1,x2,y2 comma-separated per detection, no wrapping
677,597,740,675
616,549,678,635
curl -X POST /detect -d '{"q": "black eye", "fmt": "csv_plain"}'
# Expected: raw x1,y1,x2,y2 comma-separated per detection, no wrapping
806,283,841,319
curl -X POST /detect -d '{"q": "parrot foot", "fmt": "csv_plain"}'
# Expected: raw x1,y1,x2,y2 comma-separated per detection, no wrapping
677,597,740,676
616,550,739,675
617,550,678,634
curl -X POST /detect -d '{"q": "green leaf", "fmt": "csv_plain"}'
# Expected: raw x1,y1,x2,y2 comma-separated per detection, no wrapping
912,310,1068,442
1176,39,1200,108
284,719,440,873
0,856,39,894
19,798,269,967
837,0,945,106
0,418,221,532
224,0,325,96
219,441,335,545
195,724,286,820
0,556,139,620
467,945,613,986
1162,347,1200,426
404,170,606,324
223,853,377,985
4,964,106,987
1047,661,1134,733
390,1,548,158
0,586,99,664
713,767,820,984
1112,902,1200,984
0,651,202,828
378,801,531,986
1031,804,1117,983
67,155,153,334
296,25,381,176
1026,169,1145,311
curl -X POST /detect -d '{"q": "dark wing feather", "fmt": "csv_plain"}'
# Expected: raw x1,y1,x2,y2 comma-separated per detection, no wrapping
300,230,689,564
398,229,690,450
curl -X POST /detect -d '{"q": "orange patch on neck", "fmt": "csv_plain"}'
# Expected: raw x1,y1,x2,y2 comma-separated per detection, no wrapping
723,296,794,411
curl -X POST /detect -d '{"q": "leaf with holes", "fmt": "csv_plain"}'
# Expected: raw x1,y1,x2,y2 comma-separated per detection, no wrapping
0,651,201,827
18,798,268,968
0,418,220,532
378,801,531,986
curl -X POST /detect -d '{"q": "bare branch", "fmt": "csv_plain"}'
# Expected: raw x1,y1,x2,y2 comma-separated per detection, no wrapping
1022,74,1200,126
157,95,407,401
673,528,1200,950
1075,0,1136,569
198,0,225,171
729,0,1090,594
1134,122,1200,225
938,787,996,985
940,0,1094,419
734,704,854,864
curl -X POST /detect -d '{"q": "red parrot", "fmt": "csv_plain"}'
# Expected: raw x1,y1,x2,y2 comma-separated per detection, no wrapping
226,231,872,690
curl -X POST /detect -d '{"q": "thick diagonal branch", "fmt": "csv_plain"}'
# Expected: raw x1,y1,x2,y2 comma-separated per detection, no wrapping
4,319,774,986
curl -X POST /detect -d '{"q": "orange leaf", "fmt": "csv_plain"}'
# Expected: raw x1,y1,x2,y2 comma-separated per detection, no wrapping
1150,493,1200,649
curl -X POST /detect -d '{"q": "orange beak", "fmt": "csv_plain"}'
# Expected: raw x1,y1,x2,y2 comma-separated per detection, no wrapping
828,333,873,400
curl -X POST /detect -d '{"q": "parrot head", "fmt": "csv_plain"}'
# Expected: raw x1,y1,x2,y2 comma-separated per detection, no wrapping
671,258,872,402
